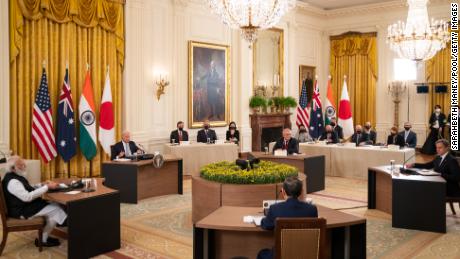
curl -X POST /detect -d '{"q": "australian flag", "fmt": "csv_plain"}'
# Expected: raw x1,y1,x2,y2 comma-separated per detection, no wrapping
57,68,77,162
309,79,325,139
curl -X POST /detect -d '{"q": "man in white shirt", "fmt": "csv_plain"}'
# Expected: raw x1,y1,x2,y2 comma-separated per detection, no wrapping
111,131,142,160
2,156,67,247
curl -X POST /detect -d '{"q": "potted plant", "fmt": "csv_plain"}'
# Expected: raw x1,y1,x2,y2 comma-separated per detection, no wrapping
249,96,267,114
272,97,282,113
267,98,276,113
284,96,297,112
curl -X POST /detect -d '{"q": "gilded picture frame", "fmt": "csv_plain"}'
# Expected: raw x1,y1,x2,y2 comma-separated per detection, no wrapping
188,41,231,128
299,65,316,103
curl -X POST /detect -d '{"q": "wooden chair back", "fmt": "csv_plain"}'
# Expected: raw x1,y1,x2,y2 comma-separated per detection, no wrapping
275,217,326,259
0,181,8,229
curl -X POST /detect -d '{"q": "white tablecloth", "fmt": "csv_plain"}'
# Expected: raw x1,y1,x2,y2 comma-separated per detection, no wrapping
0,159,41,184
163,143,239,177
298,143,416,179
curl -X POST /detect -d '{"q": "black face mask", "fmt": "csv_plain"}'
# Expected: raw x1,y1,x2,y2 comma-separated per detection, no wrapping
300,129,306,133
404,127,411,131
229,126,236,130
391,132,397,136
204,125,209,130
178,127,183,131
330,122,336,127
356,130,362,134
364,126,371,130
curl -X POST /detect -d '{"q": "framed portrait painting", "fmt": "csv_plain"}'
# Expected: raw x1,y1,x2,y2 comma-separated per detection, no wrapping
299,65,316,104
188,41,230,128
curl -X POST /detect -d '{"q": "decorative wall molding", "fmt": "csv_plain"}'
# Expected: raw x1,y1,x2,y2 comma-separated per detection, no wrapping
0,0,9,151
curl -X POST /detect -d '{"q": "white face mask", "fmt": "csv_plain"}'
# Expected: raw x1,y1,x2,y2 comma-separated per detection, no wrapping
435,108,441,113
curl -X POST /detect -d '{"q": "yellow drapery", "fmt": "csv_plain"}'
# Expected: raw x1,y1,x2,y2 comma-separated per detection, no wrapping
10,0,124,180
425,44,452,115
329,32,377,127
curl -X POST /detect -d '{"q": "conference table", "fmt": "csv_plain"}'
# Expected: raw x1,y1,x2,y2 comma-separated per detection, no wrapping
248,152,325,193
44,178,120,259
194,205,366,259
368,166,446,233
102,154,183,203
0,159,41,184
163,143,239,177
298,143,416,179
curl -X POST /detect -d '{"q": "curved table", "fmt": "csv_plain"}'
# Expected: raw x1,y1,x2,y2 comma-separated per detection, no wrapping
194,205,366,259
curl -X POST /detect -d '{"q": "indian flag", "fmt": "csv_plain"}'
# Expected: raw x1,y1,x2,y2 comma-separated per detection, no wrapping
79,69,97,160
324,75,336,125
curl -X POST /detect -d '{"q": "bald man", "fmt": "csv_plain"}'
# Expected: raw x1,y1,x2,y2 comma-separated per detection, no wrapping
2,156,67,247
350,125,370,146
111,131,142,160
273,128,299,155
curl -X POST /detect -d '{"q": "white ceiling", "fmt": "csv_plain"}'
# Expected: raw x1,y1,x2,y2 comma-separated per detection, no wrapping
299,0,399,10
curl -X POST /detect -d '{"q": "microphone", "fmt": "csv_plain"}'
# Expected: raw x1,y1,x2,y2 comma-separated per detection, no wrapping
136,143,145,154
399,153,417,174
0,150,6,164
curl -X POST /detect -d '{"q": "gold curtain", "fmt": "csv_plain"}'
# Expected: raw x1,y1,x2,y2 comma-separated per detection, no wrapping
329,32,377,127
425,44,452,115
10,0,124,180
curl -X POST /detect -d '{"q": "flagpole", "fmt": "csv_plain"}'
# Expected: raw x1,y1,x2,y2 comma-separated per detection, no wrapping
42,60,46,69
66,60,69,69
87,63,90,71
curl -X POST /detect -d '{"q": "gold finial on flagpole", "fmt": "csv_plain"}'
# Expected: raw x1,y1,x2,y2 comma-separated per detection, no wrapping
66,61,69,69
87,63,90,71
328,75,332,79
42,60,46,68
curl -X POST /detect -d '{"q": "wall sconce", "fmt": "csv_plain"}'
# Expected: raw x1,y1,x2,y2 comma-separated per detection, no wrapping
154,74,170,100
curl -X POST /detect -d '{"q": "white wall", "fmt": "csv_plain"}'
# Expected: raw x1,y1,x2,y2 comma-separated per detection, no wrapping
0,0,9,152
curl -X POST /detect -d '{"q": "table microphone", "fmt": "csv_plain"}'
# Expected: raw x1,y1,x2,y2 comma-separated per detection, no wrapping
399,153,417,174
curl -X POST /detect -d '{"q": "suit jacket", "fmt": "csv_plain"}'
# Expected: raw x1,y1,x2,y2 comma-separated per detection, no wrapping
351,132,370,145
170,129,189,143
260,198,318,231
197,129,217,143
387,134,405,147
333,125,344,139
366,130,377,144
429,112,447,129
111,141,139,160
319,131,338,144
226,130,240,143
399,130,417,148
415,154,460,197
272,138,299,155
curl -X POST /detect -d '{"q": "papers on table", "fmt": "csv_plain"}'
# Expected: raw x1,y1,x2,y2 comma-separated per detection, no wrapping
417,169,441,176
65,190,81,195
113,158,131,162
243,215,264,226
274,149,287,156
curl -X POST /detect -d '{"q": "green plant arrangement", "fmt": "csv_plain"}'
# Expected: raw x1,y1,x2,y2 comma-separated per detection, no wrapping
272,96,282,112
200,160,298,184
249,96,267,114
284,96,297,108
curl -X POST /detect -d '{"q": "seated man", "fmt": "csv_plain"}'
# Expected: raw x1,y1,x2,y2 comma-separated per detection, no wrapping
319,125,339,144
170,121,189,143
407,139,460,197
351,125,371,146
2,156,67,247
364,121,377,144
273,128,299,155
197,120,218,143
387,126,405,147
111,131,143,160
399,122,417,148
257,176,318,259
330,117,344,140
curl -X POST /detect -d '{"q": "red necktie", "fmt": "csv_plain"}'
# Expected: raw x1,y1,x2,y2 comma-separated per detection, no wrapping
283,141,288,150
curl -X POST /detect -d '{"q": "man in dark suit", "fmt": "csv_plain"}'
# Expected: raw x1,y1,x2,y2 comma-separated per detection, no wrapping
408,139,460,197
257,176,318,259
197,120,217,143
170,121,189,144
273,128,299,155
399,122,417,148
330,117,343,140
364,121,377,144
319,125,339,144
350,125,371,146
111,131,142,160
387,126,405,147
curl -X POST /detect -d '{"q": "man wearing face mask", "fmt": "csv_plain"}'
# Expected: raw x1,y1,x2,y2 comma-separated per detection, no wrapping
295,124,312,143
422,105,447,154
363,121,377,145
197,119,218,143
387,126,405,147
2,156,67,247
329,117,343,140
319,125,338,144
170,121,189,144
225,121,240,144
398,122,417,148
350,125,369,146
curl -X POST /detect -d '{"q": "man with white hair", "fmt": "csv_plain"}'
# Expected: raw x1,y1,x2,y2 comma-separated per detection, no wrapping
2,156,67,247
272,128,299,155
111,130,143,160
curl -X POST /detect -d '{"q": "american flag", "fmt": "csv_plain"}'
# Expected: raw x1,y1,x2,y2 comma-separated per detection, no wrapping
296,79,310,128
32,68,57,163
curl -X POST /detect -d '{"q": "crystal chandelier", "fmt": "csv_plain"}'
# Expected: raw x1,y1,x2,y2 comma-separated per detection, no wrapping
207,0,296,44
387,0,450,61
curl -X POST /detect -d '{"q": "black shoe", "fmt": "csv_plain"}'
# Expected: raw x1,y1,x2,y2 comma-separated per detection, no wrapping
35,237,61,247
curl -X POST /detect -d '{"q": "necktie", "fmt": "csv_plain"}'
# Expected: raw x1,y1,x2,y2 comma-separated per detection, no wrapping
357,134,361,144
405,131,409,142
283,141,288,150
179,131,182,141
124,142,132,156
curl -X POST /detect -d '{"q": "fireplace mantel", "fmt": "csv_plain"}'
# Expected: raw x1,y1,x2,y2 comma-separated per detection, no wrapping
250,113,292,151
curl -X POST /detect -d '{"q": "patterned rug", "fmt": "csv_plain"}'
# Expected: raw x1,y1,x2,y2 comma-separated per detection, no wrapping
1,177,460,259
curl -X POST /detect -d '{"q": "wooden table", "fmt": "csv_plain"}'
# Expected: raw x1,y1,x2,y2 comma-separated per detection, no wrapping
368,166,446,233
248,152,325,193
164,143,238,177
44,178,120,259
102,154,183,203
194,205,366,259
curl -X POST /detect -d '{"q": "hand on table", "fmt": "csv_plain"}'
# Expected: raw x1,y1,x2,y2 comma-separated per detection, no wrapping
46,181,59,189
405,163,414,168
118,151,125,158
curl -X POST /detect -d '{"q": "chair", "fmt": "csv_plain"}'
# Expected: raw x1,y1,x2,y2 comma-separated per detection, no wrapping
275,217,326,259
110,144,116,160
446,196,460,215
0,180,45,255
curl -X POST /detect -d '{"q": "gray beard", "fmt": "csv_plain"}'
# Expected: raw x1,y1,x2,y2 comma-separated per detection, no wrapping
15,170,27,178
